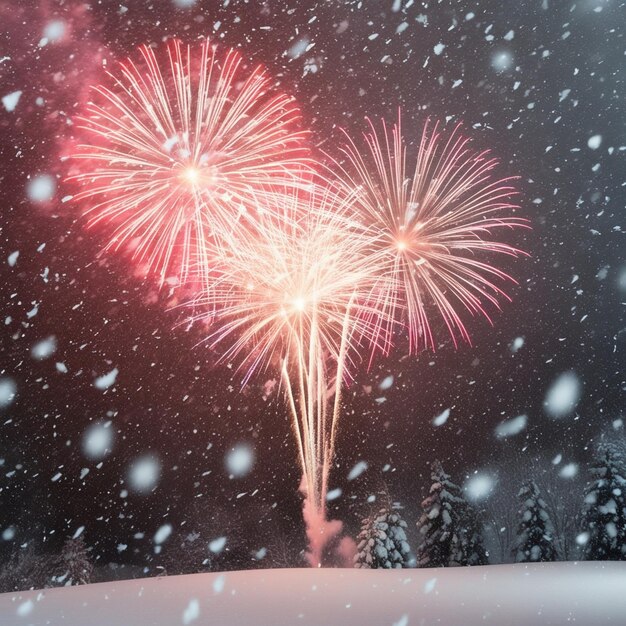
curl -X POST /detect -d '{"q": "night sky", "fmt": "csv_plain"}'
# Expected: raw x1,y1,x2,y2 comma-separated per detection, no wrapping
1,0,624,573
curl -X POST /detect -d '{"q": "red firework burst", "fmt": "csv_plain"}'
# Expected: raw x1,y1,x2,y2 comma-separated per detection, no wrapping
67,38,312,287
331,112,530,356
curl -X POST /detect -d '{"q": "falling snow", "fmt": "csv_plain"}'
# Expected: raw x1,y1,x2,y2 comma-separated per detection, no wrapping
0,378,17,408
182,598,200,624
464,473,496,502
2,90,22,112
93,367,119,390
225,443,254,478
128,456,161,493
0,0,624,619
495,414,528,439
31,335,57,359
544,371,582,418
26,174,56,202
82,422,114,460
433,408,450,426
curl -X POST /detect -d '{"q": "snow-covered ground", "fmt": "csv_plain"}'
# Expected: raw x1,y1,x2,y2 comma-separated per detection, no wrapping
1,562,625,625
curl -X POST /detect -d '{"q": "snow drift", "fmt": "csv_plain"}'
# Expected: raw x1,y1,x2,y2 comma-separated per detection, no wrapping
1,562,625,626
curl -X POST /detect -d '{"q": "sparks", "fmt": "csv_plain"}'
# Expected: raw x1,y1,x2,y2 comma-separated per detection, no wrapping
67,38,312,287
69,53,528,566
181,167,201,185
332,112,530,356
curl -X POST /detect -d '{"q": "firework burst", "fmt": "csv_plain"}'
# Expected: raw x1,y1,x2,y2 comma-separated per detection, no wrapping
332,113,529,356
68,38,311,286
184,115,528,565
191,187,392,534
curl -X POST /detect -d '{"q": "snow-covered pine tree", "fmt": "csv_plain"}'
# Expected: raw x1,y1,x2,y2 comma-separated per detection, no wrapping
415,461,466,567
459,502,489,566
580,442,626,561
354,507,411,569
59,536,93,585
512,480,557,563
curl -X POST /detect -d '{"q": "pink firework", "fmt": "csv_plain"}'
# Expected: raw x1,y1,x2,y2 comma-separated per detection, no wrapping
67,38,312,287
68,47,529,563
332,112,529,356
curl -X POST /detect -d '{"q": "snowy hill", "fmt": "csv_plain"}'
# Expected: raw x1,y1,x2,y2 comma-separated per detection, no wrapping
1,562,625,625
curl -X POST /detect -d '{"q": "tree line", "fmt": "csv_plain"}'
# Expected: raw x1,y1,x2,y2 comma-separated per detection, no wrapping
0,536,92,592
2,441,625,591
354,441,626,568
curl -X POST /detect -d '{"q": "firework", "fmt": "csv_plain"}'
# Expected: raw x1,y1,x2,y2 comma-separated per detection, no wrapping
68,38,311,287
192,187,392,537
70,45,528,565
332,113,529,356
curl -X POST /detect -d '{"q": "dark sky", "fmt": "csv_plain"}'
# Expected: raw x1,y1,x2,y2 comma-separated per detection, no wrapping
0,0,624,571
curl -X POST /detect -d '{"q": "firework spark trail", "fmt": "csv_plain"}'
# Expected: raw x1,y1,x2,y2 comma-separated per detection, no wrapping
190,187,395,564
331,112,530,359
68,39,311,287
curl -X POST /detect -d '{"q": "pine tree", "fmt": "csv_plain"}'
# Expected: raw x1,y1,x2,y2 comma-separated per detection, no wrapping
580,443,626,561
59,536,93,585
512,480,557,563
354,507,411,569
415,461,466,567
459,502,489,566
0,544,56,592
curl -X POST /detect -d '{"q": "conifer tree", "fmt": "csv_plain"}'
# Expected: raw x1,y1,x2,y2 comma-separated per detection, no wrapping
416,461,466,567
459,502,489,566
60,536,93,585
0,544,56,592
512,480,557,563
354,506,411,569
580,443,626,561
